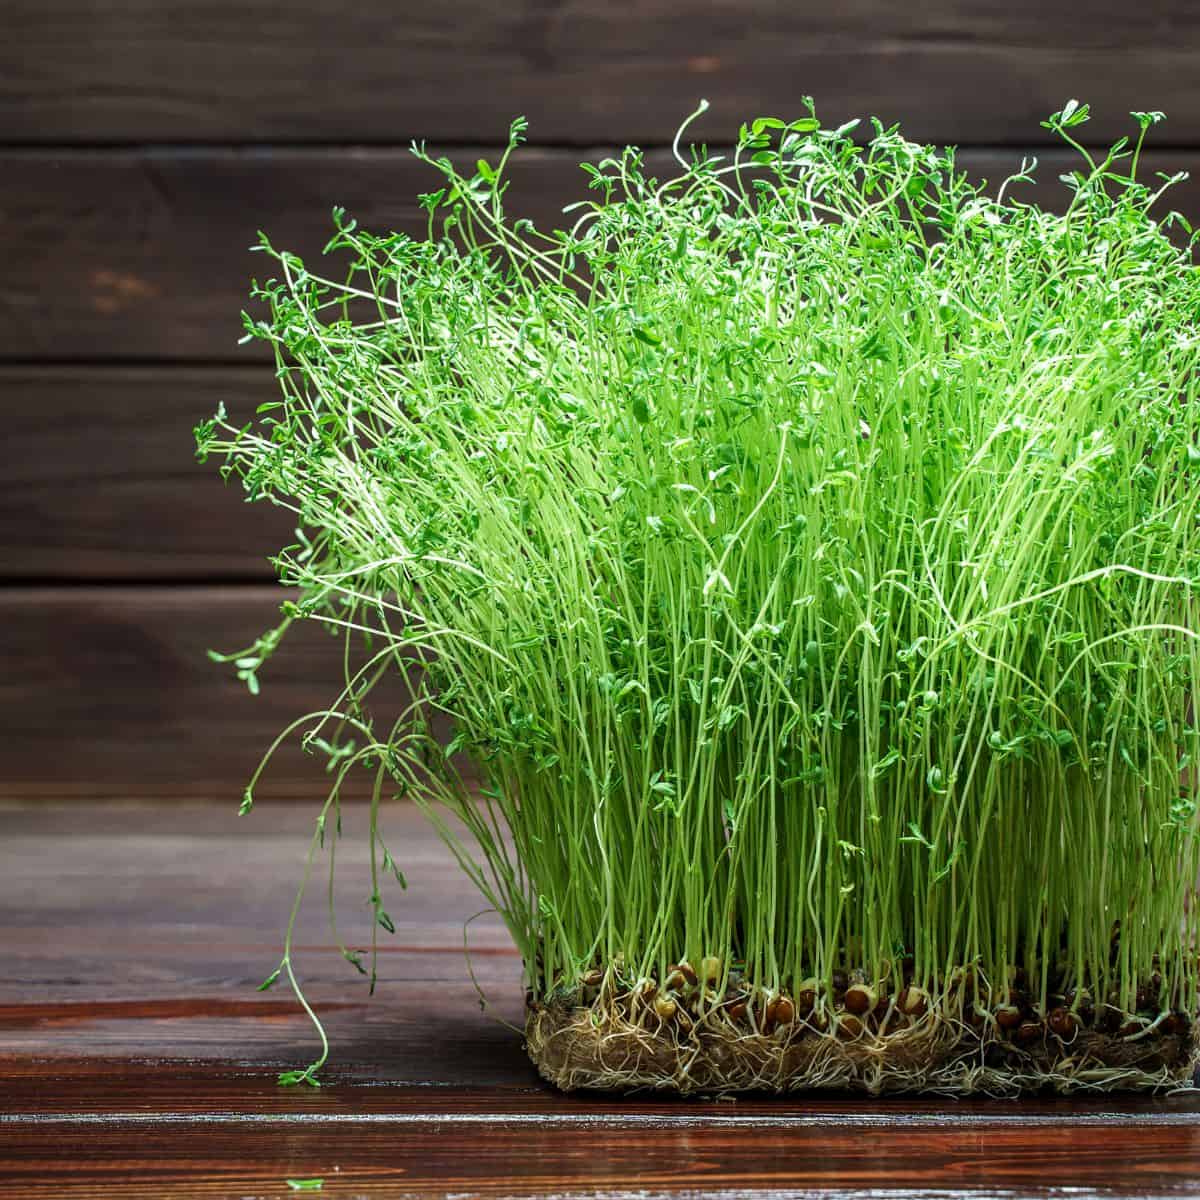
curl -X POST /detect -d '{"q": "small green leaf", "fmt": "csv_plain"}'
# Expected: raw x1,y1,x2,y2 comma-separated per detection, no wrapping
899,821,935,850
278,1068,321,1088
382,850,408,889
1049,99,1091,130
870,748,901,779
286,1179,324,1191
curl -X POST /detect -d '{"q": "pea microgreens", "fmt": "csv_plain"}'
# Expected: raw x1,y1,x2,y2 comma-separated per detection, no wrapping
198,99,1200,1087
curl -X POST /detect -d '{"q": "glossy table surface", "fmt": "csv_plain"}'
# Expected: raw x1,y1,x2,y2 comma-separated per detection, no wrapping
3,800,1199,1198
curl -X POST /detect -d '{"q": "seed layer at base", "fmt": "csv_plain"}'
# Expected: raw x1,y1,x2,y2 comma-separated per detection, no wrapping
526,1001,1199,1096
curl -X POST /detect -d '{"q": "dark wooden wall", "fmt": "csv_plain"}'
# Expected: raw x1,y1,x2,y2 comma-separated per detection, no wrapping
5,2,1200,799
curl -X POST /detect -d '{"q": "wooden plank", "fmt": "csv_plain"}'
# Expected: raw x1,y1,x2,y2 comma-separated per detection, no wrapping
6,2,1200,146
4,147,1199,365
1,801,523,1070
1,1113,1197,1198
0,146,674,362
1,800,1198,1199
0,367,289,580
0,587,456,799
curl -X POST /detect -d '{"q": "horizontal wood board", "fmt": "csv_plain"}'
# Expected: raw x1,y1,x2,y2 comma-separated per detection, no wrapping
0,367,289,580
3,147,1198,363
0,587,456,798
7,2,1200,146
1,800,1198,1199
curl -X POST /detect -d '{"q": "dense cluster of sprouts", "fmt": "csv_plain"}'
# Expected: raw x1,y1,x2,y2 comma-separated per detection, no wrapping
197,100,1200,1092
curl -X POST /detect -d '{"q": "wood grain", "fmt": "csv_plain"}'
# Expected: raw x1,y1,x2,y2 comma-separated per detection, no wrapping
0,146,623,362
6,1,1200,146
1,800,1198,1199
0,366,288,580
2,1114,1197,1198
0,587,455,799
4,147,1198,362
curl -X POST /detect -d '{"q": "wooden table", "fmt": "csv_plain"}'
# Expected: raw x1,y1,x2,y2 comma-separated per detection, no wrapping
3,801,1198,1198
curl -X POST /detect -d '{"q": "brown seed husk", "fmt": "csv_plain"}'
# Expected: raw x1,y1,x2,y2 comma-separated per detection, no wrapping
525,992,1199,1097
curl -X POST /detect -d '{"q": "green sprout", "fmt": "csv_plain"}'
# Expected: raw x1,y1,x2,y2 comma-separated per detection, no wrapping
198,99,1200,1094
